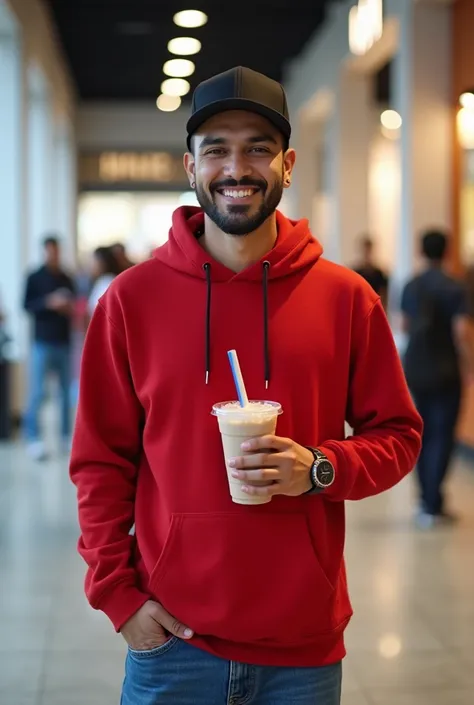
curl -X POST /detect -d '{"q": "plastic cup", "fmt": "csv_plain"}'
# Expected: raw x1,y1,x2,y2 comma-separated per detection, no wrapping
212,400,283,505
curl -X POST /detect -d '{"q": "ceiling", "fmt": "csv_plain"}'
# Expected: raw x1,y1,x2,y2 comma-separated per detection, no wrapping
44,0,337,102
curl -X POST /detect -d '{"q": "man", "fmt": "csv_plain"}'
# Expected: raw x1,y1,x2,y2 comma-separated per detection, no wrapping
402,229,472,529
353,235,389,310
24,235,75,460
71,67,422,704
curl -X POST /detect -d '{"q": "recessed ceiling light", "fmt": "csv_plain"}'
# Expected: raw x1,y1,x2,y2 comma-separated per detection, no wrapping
161,78,191,97
173,10,208,28
380,109,402,130
168,37,202,56
156,94,182,112
163,59,195,78
460,91,474,109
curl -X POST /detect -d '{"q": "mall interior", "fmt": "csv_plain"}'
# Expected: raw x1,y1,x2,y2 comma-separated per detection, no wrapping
1,0,474,703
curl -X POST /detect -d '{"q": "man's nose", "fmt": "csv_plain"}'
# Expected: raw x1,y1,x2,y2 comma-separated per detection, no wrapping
222,152,253,182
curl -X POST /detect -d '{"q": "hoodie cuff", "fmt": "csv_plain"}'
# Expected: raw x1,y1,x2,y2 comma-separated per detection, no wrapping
97,584,151,633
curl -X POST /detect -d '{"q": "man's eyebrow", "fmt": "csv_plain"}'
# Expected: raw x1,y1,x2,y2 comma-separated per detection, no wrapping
199,136,227,150
198,133,279,150
247,134,278,145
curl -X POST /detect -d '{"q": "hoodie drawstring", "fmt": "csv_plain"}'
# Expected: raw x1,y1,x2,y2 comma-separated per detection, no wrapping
203,263,212,384
262,261,270,389
202,261,271,388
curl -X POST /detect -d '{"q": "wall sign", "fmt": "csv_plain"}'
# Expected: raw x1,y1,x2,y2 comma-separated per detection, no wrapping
79,151,187,188
349,0,383,56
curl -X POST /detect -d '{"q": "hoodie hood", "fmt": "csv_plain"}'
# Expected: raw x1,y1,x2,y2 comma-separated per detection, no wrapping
153,205,323,388
154,206,323,281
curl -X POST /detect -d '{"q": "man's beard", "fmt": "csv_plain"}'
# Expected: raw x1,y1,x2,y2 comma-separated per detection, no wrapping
195,175,283,236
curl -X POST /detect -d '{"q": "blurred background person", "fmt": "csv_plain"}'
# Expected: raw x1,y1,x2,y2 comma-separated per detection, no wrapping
111,242,135,273
401,229,474,528
23,235,75,460
353,235,389,310
87,246,122,316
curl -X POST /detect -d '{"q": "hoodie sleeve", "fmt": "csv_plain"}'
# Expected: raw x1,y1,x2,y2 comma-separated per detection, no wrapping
319,299,422,502
70,301,150,631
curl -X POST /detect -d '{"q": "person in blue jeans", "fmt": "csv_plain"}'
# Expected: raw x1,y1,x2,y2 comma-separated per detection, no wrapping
71,67,422,705
23,235,75,460
402,229,474,529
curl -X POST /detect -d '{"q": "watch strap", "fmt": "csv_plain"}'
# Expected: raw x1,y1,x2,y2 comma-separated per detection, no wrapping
305,447,325,495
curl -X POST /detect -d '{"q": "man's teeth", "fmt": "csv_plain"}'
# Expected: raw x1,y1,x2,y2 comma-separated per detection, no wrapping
222,189,255,198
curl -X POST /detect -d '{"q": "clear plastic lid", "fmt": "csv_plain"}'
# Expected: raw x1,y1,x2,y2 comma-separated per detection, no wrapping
212,400,282,417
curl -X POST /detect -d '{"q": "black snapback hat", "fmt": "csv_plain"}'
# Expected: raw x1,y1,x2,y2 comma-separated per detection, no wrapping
186,66,291,150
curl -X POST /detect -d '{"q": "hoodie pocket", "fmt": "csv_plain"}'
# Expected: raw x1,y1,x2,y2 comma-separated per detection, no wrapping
149,512,345,646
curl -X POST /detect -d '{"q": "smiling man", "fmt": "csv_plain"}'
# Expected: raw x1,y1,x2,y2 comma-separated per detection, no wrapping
70,67,422,704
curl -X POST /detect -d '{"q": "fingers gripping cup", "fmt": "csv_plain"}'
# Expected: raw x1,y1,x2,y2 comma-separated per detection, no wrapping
212,401,283,505
212,350,282,505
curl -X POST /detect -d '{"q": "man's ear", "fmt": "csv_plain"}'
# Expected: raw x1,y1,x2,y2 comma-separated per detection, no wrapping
283,148,296,189
183,151,196,188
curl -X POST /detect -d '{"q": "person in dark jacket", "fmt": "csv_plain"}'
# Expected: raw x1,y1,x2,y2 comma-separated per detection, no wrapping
401,229,474,528
23,235,75,460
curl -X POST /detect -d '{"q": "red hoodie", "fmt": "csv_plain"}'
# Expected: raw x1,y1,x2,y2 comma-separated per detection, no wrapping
70,207,422,667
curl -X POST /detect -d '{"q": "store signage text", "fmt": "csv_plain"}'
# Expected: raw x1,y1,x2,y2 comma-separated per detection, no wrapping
349,0,383,56
78,151,187,187
99,152,180,182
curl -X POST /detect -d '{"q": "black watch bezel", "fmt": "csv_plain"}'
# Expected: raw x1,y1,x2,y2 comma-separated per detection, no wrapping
305,447,335,494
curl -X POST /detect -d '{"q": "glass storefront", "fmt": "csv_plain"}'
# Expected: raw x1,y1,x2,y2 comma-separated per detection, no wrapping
77,190,199,263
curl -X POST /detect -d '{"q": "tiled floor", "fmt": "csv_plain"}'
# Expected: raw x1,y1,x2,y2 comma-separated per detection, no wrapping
1,430,474,705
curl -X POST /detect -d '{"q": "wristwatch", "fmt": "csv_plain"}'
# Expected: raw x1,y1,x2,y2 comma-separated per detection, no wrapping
305,447,335,495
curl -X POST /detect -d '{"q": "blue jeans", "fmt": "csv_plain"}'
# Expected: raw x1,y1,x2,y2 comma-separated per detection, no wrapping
23,341,72,441
121,638,342,705
413,387,461,515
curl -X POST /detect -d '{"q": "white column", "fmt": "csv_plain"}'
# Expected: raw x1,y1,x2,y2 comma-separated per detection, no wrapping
335,69,372,266
392,0,452,299
296,69,372,265
0,35,23,360
53,117,77,268
292,118,322,224
27,75,55,267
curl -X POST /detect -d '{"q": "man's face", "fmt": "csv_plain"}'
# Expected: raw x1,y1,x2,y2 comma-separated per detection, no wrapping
45,242,60,268
184,111,295,236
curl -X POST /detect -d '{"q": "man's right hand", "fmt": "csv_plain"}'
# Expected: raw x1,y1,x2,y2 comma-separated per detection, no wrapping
46,292,69,310
120,600,194,651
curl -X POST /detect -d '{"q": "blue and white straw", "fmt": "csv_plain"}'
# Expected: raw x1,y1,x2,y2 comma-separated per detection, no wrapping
227,349,249,408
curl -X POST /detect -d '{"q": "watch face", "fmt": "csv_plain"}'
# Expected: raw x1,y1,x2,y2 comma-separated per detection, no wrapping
316,461,334,487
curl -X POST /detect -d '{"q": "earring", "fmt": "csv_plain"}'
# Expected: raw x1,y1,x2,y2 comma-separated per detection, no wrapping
191,181,195,188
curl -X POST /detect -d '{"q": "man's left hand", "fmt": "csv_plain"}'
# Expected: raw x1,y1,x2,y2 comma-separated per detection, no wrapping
228,436,314,499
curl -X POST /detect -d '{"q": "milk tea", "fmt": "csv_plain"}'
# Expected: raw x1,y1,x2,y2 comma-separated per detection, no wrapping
212,401,282,505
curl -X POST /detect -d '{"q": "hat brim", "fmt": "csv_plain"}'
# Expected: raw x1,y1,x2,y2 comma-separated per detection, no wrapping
186,98,291,150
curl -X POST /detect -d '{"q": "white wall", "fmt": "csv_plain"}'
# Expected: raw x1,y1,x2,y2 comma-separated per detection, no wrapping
368,132,401,272
284,0,401,115
6,0,75,120
77,102,189,152
1,0,77,414
284,0,453,292
0,22,23,360
392,0,452,286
